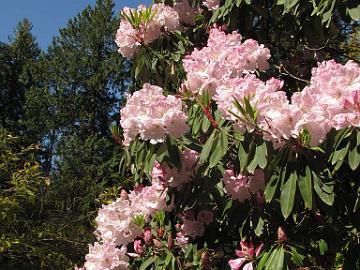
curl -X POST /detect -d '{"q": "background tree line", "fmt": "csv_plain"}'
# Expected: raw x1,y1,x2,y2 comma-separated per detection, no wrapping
0,0,359,269
1,0,129,269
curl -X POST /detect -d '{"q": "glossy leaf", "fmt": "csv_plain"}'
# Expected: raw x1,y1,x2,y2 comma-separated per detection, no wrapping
280,170,297,219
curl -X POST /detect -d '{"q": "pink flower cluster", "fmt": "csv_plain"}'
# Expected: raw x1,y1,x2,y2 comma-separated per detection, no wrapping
183,29,360,146
222,169,265,202
77,180,171,270
214,74,285,133
290,60,360,145
228,241,263,270
95,180,170,246
116,2,199,59
258,60,360,146
182,28,270,96
84,243,129,270
202,0,220,10
174,1,201,26
177,210,214,239
120,83,188,146
151,148,198,190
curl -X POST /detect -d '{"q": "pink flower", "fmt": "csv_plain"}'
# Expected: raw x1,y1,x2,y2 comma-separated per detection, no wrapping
228,241,263,270
222,169,266,202
182,218,205,237
197,210,214,225
183,28,270,96
95,198,142,246
116,4,182,59
222,170,251,202
173,0,201,26
143,228,153,245
203,0,220,10
248,169,265,194
84,242,129,270
120,83,188,146
151,149,198,190
176,231,189,247
134,240,145,255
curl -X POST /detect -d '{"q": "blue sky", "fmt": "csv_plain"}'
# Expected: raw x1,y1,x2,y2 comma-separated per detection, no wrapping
0,0,152,49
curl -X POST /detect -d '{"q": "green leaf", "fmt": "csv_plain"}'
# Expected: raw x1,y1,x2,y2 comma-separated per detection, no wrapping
257,248,272,270
313,171,334,206
274,246,285,270
348,131,360,170
289,246,305,266
166,136,181,170
236,0,242,7
331,141,350,165
264,174,280,203
256,142,268,169
238,142,249,171
318,239,328,255
199,131,216,163
265,247,280,269
164,251,173,267
140,256,157,270
282,0,300,13
297,165,313,209
255,217,264,237
280,170,297,219
209,131,228,168
353,186,360,213
201,116,211,133
347,4,360,20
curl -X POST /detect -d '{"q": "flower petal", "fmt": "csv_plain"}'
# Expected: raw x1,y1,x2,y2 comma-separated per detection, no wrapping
228,258,246,270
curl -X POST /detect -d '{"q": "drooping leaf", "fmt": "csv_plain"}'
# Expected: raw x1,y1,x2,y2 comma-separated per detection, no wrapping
297,165,313,209
280,170,297,219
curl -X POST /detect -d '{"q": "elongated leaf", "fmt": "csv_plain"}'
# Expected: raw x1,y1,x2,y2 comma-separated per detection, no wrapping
238,142,249,171
140,256,157,270
265,174,280,203
290,246,305,266
297,165,313,208
257,248,273,270
353,186,360,213
348,131,360,170
318,239,328,255
256,142,268,169
199,131,216,163
313,171,334,206
255,217,264,237
265,247,279,269
280,170,297,219
209,131,228,168
166,136,181,169
274,246,285,270
331,141,350,165
347,4,360,20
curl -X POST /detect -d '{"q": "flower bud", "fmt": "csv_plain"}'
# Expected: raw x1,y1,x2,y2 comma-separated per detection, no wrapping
277,226,287,244
167,235,174,249
153,239,163,248
157,227,165,238
201,251,211,269
120,189,128,200
143,228,153,245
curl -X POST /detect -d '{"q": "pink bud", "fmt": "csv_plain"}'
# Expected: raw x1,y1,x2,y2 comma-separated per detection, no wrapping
277,226,287,244
143,228,153,245
167,235,174,249
134,240,144,255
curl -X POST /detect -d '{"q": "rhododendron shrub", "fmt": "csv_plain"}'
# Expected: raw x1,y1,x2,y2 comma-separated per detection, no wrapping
76,1,360,269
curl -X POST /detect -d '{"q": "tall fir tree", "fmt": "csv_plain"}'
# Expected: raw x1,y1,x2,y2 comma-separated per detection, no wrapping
0,19,41,135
